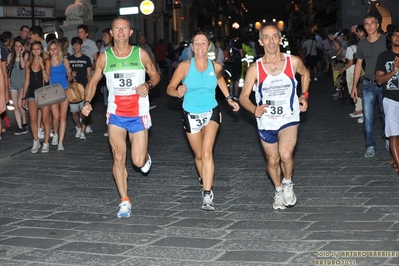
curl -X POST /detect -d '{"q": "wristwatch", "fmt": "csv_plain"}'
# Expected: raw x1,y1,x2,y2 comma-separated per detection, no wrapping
225,94,234,101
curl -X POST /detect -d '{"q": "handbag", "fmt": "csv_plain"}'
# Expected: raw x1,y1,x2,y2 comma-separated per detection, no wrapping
66,78,85,103
35,82,66,108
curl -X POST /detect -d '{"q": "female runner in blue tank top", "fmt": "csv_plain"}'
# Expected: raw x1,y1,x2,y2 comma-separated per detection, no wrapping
167,31,240,211
46,40,72,151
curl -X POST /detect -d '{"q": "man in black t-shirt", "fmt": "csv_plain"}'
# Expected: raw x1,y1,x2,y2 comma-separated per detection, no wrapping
376,25,399,173
67,37,92,140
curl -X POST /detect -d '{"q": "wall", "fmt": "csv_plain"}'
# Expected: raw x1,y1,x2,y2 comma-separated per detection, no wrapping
340,0,398,32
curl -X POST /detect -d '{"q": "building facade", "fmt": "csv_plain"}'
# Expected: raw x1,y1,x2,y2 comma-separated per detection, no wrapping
0,0,199,47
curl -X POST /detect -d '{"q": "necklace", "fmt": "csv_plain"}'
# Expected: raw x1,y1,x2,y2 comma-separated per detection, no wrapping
270,66,277,72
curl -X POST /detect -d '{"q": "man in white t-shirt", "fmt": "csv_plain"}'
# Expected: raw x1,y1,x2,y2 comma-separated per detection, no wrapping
68,24,98,66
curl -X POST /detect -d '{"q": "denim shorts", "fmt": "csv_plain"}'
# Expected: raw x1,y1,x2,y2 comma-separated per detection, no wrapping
9,86,22,91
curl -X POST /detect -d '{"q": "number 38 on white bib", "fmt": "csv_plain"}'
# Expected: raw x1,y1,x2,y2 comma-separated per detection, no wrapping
264,99,289,118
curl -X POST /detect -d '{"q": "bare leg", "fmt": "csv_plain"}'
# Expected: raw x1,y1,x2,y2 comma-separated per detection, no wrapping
28,100,39,140
41,106,51,144
58,99,69,143
108,125,128,199
390,136,399,172
186,121,219,191
278,125,299,180
10,90,21,128
51,103,60,136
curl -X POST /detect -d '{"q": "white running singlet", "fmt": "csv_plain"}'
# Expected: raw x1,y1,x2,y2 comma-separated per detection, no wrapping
104,46,149,118
253,54,300,130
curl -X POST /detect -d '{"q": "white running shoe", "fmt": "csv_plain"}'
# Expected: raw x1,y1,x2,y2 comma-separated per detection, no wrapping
201,191,215,211
140,154,152,174
38,128,44,139
117,201,131,218
85,125,93,133
282,182,297,207
80,132,86,140
57,142,65,151
51,134,58,146
273,190,286,210
41,143,49,153
75,128,81,138
31,139,41,154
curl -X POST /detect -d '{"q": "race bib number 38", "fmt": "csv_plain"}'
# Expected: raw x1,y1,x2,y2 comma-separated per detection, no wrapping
113,72,137,96
264,99,288,117
188,111,212,132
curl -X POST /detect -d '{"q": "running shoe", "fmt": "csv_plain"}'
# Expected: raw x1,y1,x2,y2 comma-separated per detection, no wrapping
117,201,131,218
85,125,93,133
141,154,152,174
21,125,29,134
31,139,41,154
282,182,297,207
41,143,49,153
272,190,286,210
75,127,81,138
57,142,65,151
14,128,24,135
364,146,375,158
51,134,58,146
201,191,215,211
80,132,86,140
38,128,44,139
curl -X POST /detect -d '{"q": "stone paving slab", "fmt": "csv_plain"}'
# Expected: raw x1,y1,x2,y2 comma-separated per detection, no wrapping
0,76,399,265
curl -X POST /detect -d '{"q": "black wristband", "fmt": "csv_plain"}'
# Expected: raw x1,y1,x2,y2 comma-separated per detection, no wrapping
84,100,90,105
225,94,234,101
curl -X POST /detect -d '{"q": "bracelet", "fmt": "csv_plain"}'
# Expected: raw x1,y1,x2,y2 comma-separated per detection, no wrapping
253,106,257,114
83,100,90,105
22,98,26,100
300,91,309,100
225,94,234,101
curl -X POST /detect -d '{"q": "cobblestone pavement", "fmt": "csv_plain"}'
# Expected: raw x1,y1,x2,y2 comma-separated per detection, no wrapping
0,75,398,265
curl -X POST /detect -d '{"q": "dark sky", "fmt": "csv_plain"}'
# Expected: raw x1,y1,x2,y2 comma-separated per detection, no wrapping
245,0,291,22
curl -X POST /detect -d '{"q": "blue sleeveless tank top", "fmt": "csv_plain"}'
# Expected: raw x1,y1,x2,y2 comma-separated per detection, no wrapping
50,61,68,89
182,58,218,113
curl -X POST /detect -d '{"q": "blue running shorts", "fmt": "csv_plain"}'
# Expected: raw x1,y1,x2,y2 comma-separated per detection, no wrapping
258,121,299,144
107,113,151,134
